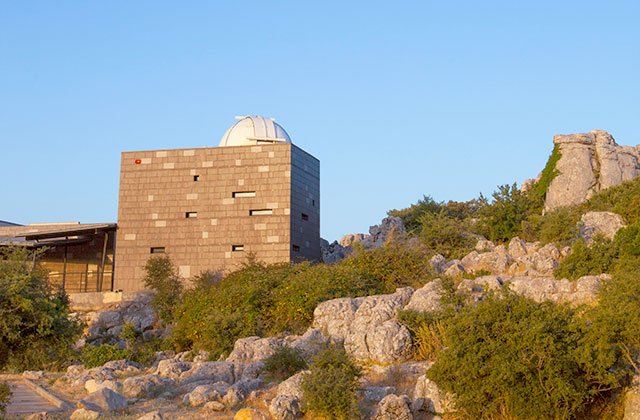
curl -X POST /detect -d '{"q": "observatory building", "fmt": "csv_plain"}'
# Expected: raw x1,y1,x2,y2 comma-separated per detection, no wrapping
114,116,320,291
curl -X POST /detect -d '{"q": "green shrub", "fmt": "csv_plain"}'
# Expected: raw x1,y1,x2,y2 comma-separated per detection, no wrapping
479,183,535,242
536,207,580,245
0,382,10,417
582,177,640,224
614,221,640,257
301,345,362,419
263,346,308,382
554,237,617,280
143,255,183,323
340,240,433,291
0,246,83,371
81,344,130,368
417,210,475,259
428,293,591,419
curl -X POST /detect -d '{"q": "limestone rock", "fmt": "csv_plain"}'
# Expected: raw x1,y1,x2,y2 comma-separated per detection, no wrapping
137,411,163,420
545,130,640,212
507,274,609,305
22,370,45,381
24,413,53,420
226,336,282,364
84,379,122,394
372,394,413,420
284,328,327,357
70,408,102,419
320,239,351,264
276,371,308,400
312,297,359,340
414,374,450,414
155,358,191,378
122,375,174,398
443,260,465,277
345,320,412,363
223,378,263,408
204,401,226,411
361,216,406,248
102,359,142,375
578,211,626,243
79,387,127,413
339,233,367,247
623,377,640,419
268,395,303,420
429,254,447,274
179,361,235,385
405,279,444,313
475,238,496,252
182,384,223,407
364,386,397,402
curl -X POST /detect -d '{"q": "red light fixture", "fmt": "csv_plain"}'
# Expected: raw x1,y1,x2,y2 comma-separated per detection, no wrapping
135,159,142,164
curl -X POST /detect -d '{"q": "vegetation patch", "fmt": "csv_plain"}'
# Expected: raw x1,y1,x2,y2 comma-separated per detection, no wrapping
0,246,83,372
263,346,308,382
301,345,362,419
0,382,11,417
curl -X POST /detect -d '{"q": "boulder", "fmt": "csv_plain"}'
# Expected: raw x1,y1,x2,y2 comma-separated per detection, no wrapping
102,359,142,375
429,254,447,274
276,371,309,400
578,211,626,243
508,237,528,259
84,379,122,394
508,274,608,305
226,336,282,364
204,401,226,411
339,233,367,247
443,261,465,277
545,130,640,212
312,297,359,340
136,411,163,420
223,378,263,408
122,375,174,398
345,320,412,363
284,328,327,357
320,239,351,264
624,377,640,419
182,384,223,407
413,374,449,414
361,216,406,248
78,388,127,413
364,386,397,402
372,394,413,420
70,408,102,419
179,361,235,385
268,395,303,420
155,358,191,378
405,279,444,313
22,370,45,381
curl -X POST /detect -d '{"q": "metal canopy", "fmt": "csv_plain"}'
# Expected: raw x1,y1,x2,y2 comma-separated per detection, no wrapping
17,223,116,241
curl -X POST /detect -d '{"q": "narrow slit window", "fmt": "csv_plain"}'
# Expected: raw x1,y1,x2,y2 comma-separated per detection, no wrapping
193,175,200,181
185,211,198,218
249,209,273,216
232,191,256,198
232,245,244,252
312,200,316,206
150,247,165,254
292,244,300,252
301,213,309,221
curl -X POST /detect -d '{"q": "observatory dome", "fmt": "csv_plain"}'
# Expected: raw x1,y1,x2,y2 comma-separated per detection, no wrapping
219,116,291,147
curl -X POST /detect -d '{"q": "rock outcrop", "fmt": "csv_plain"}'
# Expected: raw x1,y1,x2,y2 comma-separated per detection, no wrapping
545,130,640,212
578,211,626,243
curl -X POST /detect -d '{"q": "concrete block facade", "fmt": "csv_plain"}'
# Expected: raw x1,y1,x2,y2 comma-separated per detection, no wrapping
115,142,320,291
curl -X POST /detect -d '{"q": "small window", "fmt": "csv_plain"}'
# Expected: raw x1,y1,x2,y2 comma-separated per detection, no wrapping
312,200,316,206
301,213,309,221
150,247,165,254
249,209,274,216
232,245,244,252
193,175,200,181
232,191,256,198
292,244,300,252
185,212,198,218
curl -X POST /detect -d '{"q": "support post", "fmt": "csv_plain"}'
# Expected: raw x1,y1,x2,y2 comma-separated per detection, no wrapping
98,231,108,292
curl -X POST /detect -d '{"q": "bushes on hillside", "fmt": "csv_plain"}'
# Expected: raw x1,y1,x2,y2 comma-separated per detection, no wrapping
171,260,384,357
427,293,592,419
554,237,617,280
301,345,362,419
263,346,308,382
0,246,83,371
417,211,475,259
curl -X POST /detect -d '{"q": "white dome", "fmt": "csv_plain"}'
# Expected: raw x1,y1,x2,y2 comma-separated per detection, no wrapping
219,116,291,147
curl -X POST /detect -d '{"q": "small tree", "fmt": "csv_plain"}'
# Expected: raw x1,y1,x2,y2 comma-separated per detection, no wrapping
0,246,83,371
0,382,11,417
143,255,183,323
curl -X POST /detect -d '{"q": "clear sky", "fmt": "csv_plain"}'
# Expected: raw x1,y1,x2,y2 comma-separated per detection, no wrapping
1,1,639,241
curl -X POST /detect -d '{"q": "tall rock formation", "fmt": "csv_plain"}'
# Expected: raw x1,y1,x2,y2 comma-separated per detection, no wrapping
544,130,640,212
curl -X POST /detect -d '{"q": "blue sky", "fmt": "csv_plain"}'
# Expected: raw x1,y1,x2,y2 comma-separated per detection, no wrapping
1,1,639,241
